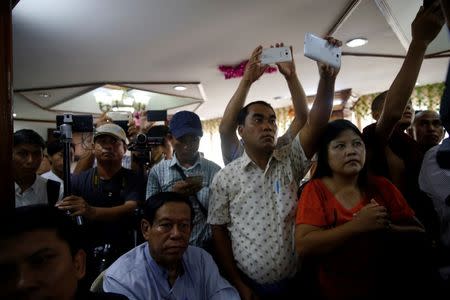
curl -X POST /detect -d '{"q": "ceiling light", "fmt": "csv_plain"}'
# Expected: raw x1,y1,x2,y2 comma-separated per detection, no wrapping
38,92,51,98
333,99,343,106
94,87,151,113
173,85,187,91
13,113,17,117
345,38,368,48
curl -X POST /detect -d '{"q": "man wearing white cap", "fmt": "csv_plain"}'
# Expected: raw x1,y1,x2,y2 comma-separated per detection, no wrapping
57,123,145,285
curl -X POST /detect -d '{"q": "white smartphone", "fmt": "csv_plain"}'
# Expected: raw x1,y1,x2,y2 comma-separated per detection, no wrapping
304,33,341,69
260,46,292,65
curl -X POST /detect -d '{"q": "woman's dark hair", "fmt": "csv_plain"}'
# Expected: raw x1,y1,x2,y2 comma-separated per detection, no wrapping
144,192,194,224
0,205,82,256
313,119,368,188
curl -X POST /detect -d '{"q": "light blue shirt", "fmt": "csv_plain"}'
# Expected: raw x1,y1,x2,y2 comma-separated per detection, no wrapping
103,243,240,300
146,154,221,247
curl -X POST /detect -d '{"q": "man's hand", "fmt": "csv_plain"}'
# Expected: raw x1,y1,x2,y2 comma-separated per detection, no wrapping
317,37,342,79
56,196,95,219
236,283,260,300
411,2,445,47
242,46,268,83
171,180,203,196
275,43,296,79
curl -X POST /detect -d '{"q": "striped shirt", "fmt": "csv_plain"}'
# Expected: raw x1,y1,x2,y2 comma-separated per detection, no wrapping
146,154,221,248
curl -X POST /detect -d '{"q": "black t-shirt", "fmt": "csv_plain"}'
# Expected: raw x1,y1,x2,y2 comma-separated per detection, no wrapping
71,167,144,249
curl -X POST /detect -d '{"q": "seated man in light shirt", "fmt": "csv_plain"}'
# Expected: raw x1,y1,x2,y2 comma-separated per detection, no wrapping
103,192,240,300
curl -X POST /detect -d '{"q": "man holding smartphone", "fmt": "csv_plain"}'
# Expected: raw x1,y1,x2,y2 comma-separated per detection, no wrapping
208,40,341,299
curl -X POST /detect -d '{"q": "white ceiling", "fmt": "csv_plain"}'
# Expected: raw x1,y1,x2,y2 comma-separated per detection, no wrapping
12,0,450,121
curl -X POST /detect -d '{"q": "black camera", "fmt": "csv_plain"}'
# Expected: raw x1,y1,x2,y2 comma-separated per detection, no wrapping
56,114,93,133
128,133,164,152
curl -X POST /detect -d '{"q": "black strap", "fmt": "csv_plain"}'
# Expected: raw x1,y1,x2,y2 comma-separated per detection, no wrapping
46,179,61,206
173,164,208,217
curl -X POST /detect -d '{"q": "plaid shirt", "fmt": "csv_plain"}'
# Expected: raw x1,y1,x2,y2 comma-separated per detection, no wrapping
146,154,221,248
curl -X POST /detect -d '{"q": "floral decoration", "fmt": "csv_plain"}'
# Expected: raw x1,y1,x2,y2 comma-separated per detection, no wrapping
218,60,277,79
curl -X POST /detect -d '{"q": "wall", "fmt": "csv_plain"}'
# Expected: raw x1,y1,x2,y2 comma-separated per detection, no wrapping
13,120,56,141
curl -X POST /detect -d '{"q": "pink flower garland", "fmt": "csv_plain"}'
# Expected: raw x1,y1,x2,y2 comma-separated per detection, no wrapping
218,60,277,79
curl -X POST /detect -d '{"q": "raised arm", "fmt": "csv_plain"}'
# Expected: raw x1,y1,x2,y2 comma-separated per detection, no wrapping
300,37,341,159
219,46,267,164
276,44,308,141
376,4,445,141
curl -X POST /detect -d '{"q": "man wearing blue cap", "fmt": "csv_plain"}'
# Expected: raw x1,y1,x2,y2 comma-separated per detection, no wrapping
146,111,221,250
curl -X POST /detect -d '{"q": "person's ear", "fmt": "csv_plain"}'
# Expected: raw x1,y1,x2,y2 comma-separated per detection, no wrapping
73,249,86,280
371,110,380,121
406,127,414,138
141,219,151,240
238,125,244,138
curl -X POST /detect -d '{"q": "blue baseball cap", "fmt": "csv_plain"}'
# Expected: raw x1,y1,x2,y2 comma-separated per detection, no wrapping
169,111,203,139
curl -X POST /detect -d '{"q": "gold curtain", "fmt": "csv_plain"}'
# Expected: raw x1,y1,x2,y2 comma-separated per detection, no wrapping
352,82,445,118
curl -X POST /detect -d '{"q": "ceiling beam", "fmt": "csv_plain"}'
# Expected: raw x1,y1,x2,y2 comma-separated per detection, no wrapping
326,0,362,37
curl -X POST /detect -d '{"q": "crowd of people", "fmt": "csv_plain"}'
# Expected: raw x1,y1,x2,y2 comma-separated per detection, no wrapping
2,2,450,300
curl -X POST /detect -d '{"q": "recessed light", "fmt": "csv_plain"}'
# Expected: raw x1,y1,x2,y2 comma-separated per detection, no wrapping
38,92,51,98
333,99,343,106
13,113,17,117
345,38,368,48
173,86,187,91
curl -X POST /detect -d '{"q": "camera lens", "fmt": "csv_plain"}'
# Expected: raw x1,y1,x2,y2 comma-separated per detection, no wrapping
136,133,147,144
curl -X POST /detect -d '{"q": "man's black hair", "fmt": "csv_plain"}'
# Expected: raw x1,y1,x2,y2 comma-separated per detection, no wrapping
237,101,275,126
143,192,194,224
371,90,388,114
147,125,170,138
13,129,45,149
0,205,82,255
46,140,65,156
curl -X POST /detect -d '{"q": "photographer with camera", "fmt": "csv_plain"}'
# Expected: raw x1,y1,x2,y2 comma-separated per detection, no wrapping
128,113,173,176
146,111,221,251
56,123,145,285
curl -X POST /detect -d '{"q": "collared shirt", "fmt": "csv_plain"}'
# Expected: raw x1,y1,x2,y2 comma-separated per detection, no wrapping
41,170,64,185
208,135,311,284
419,142,450,247
103,243,240,300
15,175,63,207
146,154,221,248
